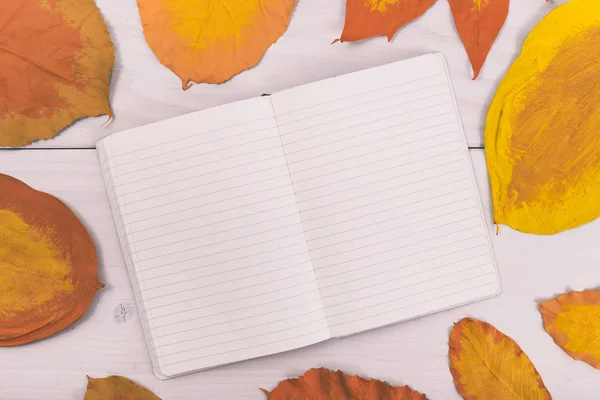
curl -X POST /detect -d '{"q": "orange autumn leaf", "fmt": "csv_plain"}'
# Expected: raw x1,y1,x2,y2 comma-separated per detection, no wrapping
449,318,552,400
84,376,162,400
261,368,427,400
338,0,437,43
0,174,102,346
540,290,600,369
448,0,509,79
0,0,114,147
137,0,297,88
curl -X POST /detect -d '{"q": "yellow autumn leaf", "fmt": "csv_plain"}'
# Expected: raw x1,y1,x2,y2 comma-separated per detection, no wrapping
137,0,297,88
540,290,600,369
449,318,552,400
0,0,114,147
485,0,600,234
84,376,162,400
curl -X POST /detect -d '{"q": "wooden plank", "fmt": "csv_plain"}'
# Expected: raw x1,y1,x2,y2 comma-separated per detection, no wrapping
0,149,598,398
3,0,564,150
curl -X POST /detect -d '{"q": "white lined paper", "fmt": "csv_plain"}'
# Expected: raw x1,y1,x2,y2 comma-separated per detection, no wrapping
97,54,499,379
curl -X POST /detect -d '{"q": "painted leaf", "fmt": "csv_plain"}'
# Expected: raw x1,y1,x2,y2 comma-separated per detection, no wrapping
84,376,162,400
338,0,437,43
448,0,509,79
0,0,114,147
485,0,600,234
261,367,427,400
0,174,102,346
137,0,297,88
540,290,600,369
449,318,551,400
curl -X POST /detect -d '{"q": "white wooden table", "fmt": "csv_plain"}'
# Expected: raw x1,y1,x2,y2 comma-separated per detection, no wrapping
3,1,598,399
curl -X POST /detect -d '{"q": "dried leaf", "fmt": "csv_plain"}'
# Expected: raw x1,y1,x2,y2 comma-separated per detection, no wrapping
137,0,297,88
84,376,162,400
485,0,600,234
448,0,509,79
540,290,600,369
261,367,427,399
337,0,437,43
0,0,114,147
449,318,552,400
0,174,102,346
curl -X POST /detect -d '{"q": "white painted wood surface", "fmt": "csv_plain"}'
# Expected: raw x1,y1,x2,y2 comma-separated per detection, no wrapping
1,149,600,399
8,0,567,149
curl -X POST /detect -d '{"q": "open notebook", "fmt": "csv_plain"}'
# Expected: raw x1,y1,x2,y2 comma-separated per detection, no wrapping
97,53,500,379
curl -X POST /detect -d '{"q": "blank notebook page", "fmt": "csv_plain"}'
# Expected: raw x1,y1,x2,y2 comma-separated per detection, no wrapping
98,98,330,378
272,54,500,337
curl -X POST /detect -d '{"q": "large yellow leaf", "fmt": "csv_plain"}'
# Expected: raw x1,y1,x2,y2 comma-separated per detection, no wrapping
84,376,162,400
262,368,427,399
337,0,437,43
485,0,600,234
448,0,509,79
449,318,552,400
137,0,297,88
540,290,600,369
0,0,114,147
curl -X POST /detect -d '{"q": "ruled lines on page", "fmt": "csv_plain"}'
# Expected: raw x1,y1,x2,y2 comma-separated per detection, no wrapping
99,97,330,377
272,54,499,337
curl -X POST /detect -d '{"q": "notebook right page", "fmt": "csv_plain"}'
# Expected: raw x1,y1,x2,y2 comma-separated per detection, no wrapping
271,54,500,337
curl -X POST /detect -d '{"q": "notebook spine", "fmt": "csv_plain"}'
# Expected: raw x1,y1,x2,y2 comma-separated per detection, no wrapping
97,143,165,376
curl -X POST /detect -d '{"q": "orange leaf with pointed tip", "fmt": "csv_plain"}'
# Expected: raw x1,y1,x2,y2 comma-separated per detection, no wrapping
337,0,437,43
449,318,552,400
261,368,427,400
84,376,162,400
137,0,297,88
0,0,114,147
0,174,102,346
540,290,600,369
448,0,509,79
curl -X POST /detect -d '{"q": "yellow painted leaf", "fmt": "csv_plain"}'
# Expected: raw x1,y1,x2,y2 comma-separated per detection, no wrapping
540,290,600,369
84,376,162,400
262,368,428,399
449,318,552,400
137,0,297,87
337,0,437,43
0,0,114,147
485,0,600,234
448,0,509,79
0,174,102,346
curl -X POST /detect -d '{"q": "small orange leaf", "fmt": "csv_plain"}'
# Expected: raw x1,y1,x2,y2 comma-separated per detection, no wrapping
137,0,298,87
0,174,102,346
540,290,600,369
448,0,509,79
337,0,437,43
261,368,427,400
84,376,162,400
449,318,552,400
0,0,114,147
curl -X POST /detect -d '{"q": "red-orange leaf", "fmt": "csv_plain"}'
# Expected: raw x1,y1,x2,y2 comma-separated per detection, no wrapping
0,0,114,147
448,0,509,79
262,368,427,400
338,0,437,43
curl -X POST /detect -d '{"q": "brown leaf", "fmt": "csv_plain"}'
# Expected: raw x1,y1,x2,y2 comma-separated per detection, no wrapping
0,174,102,346
261,367,427,399
337,0,437,43
448,0,509,79
540,290,600,369
84,376,162,400
449,318,552,400
0,0,114,147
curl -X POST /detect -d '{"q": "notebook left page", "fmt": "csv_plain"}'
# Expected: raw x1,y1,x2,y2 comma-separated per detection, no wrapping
97,97,330,378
